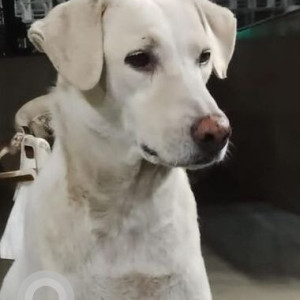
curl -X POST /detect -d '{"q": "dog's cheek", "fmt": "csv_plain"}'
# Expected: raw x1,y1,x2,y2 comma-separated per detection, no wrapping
201,64,214,84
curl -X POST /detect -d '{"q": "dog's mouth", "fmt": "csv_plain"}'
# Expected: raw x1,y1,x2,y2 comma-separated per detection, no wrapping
140,143,224,169
141,144,159,157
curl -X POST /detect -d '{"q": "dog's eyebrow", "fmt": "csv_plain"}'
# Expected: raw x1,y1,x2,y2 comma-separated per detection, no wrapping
190,42,210,54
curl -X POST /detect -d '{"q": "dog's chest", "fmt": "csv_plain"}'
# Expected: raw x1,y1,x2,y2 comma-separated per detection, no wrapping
72,273,183,300
40,186,184,273
57,201,191,299
85,198,182,275
31,166,202,299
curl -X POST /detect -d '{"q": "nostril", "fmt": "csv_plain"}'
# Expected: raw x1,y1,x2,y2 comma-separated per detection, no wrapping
191,115,231,152
202,133,215,144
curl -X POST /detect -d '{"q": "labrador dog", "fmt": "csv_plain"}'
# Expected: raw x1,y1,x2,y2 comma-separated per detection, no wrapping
0,0,236,299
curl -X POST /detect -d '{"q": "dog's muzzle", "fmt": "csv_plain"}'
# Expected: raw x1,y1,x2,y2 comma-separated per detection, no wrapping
141,114,231,169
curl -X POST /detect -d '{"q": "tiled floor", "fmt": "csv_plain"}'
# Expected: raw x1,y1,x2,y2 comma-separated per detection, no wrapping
204,247,300,300
1,249,300,299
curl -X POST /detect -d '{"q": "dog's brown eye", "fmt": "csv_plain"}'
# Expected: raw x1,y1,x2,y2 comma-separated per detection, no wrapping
125,51,154,70
198,50,211,65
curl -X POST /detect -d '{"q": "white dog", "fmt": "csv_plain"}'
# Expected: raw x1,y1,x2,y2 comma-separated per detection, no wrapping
0,0,236,299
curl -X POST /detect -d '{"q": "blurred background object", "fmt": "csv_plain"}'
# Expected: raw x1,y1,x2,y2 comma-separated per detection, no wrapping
0,0,300,56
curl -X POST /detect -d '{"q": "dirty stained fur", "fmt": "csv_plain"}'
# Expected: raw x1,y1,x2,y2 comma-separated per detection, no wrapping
0,0,236,299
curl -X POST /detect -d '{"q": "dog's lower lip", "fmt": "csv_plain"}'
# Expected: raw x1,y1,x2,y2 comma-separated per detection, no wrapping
174,155,218,168
141,144,158,157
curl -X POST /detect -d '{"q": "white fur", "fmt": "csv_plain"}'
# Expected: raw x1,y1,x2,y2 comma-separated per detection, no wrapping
0,0,236,299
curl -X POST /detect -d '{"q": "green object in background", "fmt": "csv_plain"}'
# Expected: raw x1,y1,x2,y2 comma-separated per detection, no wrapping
237,26,269,40
237,10,300,40
237,28,256,40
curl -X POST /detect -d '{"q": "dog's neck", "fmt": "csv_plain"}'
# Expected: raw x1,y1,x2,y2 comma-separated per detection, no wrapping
54,82,172,205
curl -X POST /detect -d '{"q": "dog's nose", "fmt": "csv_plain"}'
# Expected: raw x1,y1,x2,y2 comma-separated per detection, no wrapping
191,115,231,153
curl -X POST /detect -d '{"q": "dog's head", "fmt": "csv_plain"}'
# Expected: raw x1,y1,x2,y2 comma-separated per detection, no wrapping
29,0,236,169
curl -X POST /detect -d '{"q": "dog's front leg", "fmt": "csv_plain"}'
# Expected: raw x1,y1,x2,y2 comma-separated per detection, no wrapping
161,261,212,300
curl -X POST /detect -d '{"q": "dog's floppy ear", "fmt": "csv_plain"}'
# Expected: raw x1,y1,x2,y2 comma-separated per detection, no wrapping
198,0,237,79
28,0,105,90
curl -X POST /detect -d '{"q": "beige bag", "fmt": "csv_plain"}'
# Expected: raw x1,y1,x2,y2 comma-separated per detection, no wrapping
0,95,53,260
0,135,50,259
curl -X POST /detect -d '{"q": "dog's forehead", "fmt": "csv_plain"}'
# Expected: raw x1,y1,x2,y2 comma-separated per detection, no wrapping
103,0,207,51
